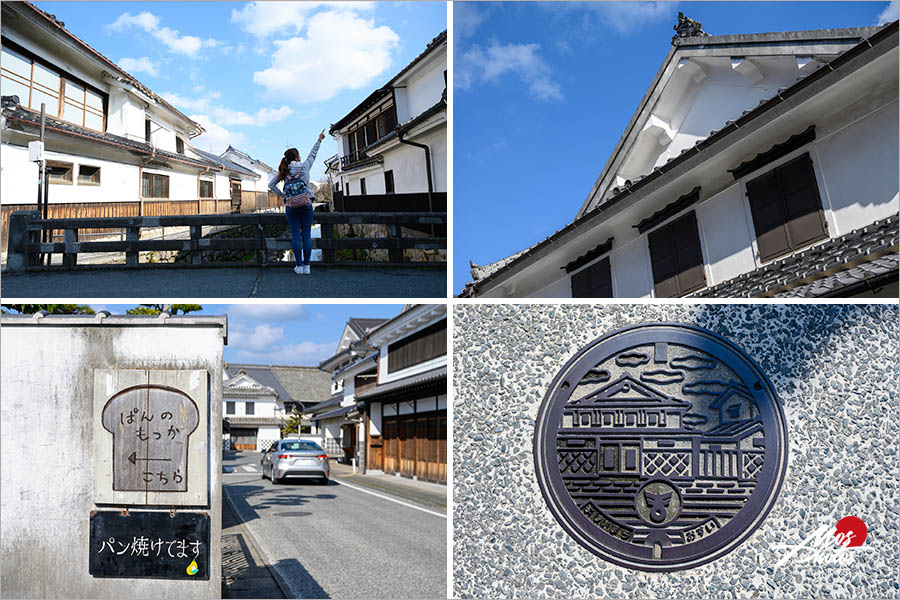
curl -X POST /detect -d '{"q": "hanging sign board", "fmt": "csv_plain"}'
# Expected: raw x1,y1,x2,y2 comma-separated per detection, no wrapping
88,510,210,580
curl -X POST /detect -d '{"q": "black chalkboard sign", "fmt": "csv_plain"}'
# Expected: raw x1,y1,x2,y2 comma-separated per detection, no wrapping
89,510,210,580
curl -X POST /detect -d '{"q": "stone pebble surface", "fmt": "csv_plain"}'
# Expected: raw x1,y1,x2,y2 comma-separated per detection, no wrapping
452,304,899,599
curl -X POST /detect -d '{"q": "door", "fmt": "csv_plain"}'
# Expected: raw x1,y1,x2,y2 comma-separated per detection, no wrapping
230,180,242,212
400,419,416,477
231,428,257,451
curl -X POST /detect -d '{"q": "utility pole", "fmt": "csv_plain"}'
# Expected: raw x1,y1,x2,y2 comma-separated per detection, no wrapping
38,103,47,265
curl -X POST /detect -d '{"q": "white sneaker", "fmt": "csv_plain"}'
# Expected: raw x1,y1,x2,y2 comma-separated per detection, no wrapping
293,266,303,275
303,264,311,274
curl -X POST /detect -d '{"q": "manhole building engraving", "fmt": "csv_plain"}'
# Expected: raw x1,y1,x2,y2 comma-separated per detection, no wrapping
534,323,788,571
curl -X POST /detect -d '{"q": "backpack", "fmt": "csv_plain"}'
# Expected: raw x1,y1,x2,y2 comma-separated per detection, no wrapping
284,172,311,208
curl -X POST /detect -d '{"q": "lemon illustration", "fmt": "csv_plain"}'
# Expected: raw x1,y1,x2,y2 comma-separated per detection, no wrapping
186,559,199,575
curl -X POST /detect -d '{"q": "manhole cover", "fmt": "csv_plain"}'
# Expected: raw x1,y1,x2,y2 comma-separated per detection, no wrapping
271,511,312,517
534,323,788,572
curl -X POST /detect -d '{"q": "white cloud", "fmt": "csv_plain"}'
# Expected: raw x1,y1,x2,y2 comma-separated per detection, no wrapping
253,9,399,102
877,1,899,24
457,42,562,102
188,114,247,154
235,340,335,365
163,91,294,127
229,323,285,352
105,11,222,57
587,2,674,35
231,1,377,39
454,3,490,39
227,305,308,321
117,57,159,77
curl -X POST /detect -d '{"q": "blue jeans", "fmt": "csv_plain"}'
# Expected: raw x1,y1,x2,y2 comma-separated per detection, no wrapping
284,204,313,266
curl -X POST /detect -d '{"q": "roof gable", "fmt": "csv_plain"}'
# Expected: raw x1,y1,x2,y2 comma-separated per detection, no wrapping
570,374,689,409
577,23,885,217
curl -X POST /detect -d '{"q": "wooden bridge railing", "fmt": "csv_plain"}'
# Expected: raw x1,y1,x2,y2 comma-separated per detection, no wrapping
5,210,446,271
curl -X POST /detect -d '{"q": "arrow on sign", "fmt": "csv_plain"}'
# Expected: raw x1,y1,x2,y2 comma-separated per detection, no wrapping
127,451,172,466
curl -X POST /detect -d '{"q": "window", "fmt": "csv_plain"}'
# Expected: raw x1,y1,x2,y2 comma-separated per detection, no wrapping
176,137,184,154
387,319,447,373
199,180,214,199
142,172,169,198
1,45,105,132
78,165,101,185
571,257,612,298
145,118,151,142
647,211,706,297
245,402,255,416
384,170,395,195
346,182,352,196
360,177,367,196
745,153,827,262
46,161,73,184
226,402,235,415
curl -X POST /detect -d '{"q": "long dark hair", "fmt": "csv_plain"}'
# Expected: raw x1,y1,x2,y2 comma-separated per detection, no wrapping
277,147,300,182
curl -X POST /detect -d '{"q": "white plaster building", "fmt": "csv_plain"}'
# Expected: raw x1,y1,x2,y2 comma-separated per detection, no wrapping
0,2,276,253
462,17,899,298
308,306,447,483
223,363,331,453
327,30,447,207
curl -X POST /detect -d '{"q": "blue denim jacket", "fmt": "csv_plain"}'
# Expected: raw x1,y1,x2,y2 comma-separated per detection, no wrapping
268,139,321,200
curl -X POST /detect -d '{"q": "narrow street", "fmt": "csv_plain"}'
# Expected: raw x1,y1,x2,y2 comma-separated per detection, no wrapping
222,451,446,599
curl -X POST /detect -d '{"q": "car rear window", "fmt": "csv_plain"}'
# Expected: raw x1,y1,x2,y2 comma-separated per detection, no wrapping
281,441,323,452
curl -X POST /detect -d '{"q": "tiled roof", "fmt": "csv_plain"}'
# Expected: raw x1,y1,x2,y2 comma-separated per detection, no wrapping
224,416,282,427
692,214,899,298
225,363,331,405
312,405,356,421
356,366,446,402
2,105,221,170
193,148,256,177
224,146,275,172
461,21,898,295
347,317,389,338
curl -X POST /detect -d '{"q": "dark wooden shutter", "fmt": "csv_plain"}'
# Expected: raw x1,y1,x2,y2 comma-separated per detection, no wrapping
360,177,367,196
647,211,706,298
747,154,826,262
384,170,394,194
365,120,377,144
571,257,613,298
388,319,447,373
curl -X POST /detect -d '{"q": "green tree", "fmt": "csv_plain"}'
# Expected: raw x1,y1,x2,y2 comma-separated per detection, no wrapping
1,304,95,315
281,410,302,437
125,304,203,315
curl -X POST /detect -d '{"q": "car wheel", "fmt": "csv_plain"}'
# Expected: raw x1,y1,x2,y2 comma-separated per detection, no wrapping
272,473,281,485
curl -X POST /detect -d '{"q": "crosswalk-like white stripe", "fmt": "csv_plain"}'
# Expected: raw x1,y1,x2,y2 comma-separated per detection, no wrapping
241,465,258,473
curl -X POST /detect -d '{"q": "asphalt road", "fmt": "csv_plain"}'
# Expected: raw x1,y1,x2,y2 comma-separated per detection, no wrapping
0,265,446,298
223,452,446,599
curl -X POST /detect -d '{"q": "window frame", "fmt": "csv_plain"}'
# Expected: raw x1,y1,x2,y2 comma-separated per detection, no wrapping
360,177,367,196
0,39,107,132
245,402,255,416
77,164,101,186
384,170,395,195
570,256,613,298
199,179,214,199
225,401,235,415
646,209,707,298
743,152,829,264
141,172,170,199
46,160,74,185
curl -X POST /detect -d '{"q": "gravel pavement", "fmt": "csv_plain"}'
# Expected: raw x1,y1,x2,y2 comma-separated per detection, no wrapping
452,303,899,598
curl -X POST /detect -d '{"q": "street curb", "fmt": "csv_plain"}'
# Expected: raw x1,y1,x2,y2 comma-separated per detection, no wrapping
222,486,292,600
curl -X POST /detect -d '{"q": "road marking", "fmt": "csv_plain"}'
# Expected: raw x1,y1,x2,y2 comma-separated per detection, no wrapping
241,465,258,473
332,479,446,519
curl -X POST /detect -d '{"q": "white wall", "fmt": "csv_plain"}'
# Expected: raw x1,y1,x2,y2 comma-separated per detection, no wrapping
256,425,281,453
1,144,136,204
142,166,199,201
106,90,146,142
223,396,278,417
369,406,382,436
372,126,446,194
611,238,654,298
404,54,446,119
0,317,224,599
815,100,900,235
695,184,757,285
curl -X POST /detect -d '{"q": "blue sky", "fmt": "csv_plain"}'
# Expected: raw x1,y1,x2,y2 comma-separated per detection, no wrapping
452,1,898,294
34,1,445,180
99,303,403,364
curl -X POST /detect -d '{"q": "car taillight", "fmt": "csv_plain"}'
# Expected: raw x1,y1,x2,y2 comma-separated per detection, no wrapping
279,454,290,459
316,454,327,459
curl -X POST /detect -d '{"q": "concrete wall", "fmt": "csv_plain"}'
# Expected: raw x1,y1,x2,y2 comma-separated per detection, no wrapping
453,303,900,598
0,314,225,599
